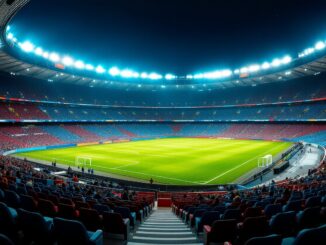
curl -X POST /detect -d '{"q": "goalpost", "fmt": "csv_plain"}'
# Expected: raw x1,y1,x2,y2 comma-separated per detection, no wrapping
258,154,273,168
75,156,92,168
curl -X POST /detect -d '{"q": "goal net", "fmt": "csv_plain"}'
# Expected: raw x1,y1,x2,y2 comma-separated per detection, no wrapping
75,156,92,168
258,154,272,168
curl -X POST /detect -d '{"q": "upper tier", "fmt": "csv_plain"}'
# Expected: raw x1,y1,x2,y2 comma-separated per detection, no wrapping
1,72,326,108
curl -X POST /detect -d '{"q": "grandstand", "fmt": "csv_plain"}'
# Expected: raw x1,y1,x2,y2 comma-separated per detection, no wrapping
0,0,325,244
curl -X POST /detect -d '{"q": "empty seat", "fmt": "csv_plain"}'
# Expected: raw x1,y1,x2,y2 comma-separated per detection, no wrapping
53,217,103,245
4,190,20,209
283,200,303,212
245,234,282,245
305,196,321,208
282,224,326,245
93,204,110,214
0,202,18,242
238,216,270,243
20,194,38,212
243,207,263,218
103,211,130,240
297,206,322,229
264,204,282,218
203,219,237,245
17,208,53,244
221,208,242,221
270,211,296,237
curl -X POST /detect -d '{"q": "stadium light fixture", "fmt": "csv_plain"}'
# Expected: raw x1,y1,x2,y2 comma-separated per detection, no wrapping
34,47,43,56
120,69,133,78
165,74,176,80
109,67,120,76
19,41,34,53
148,73,163,80
49,52,60,62
186,74,193,79
6,32,13,40
248,65,260,72
85,64,94,71
282,55,292,64
315,41,326,50
271,58,281,67
140,72,148,79
261,62,270,69
95,65,106,73
42,52,49,59
74,60,85,69
62,56,74,66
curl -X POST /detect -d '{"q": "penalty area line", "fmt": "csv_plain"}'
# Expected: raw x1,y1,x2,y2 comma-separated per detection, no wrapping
203,143,288,184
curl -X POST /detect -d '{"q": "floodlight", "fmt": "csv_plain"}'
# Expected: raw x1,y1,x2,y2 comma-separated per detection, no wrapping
62,56,74,66
20,41,34,53
234,69,240,74
74,60,85,69
148,73,162,80
49,52,60,62
140,72,148,79
248,65,260,72
42,52,49,59
271,58,281,67
240,67,248,73
315,41,326,50
282,55,292,64
85,64,94,70
165,74,176,80
34,47,43,56
109,67,120,76
95,65,105,73
186,75,193,79
120,69,133,78
261,62,270,69
132,72,139,78
6,33,13,40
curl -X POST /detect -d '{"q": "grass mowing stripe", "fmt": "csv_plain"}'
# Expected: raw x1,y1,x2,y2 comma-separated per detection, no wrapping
15,138,293,185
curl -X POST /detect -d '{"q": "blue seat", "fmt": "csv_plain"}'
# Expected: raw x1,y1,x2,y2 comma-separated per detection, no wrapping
270,211,297,237
221,208,241,221
20,194,38,212
4,190,20,209
305,196,321,208
297,207,322,229
93,204,110,214
282,224,326,245
53,217,103,245
245,234,282,245
0,189,4,202
283,200,303,212
0,202,18,242
264,204,282,218
17,208,53,244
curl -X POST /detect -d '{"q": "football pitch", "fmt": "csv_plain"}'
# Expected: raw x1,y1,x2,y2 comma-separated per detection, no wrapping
15,138,293,185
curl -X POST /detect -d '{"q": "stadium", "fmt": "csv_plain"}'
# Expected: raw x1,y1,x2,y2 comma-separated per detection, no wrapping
0,0,325,244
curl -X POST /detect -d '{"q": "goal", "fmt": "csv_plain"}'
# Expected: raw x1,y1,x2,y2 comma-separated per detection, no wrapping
75,156,92,168
258,154,272,168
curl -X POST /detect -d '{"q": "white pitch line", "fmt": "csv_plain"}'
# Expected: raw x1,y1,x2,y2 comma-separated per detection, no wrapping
204,143,288,184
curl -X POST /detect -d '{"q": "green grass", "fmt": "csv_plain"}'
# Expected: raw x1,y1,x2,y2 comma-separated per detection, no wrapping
15,138,292,185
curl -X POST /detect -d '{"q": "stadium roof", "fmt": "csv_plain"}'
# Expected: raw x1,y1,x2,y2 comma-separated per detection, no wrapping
1,0,326,90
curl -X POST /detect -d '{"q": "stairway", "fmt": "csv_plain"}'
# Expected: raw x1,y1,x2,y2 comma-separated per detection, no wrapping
129,208,201,245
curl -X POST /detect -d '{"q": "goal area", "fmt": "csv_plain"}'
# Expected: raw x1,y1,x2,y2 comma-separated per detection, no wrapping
75,156,92,168
258,154,273,168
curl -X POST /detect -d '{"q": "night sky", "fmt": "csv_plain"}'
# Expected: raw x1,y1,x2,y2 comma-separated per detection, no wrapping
11,0,326,75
